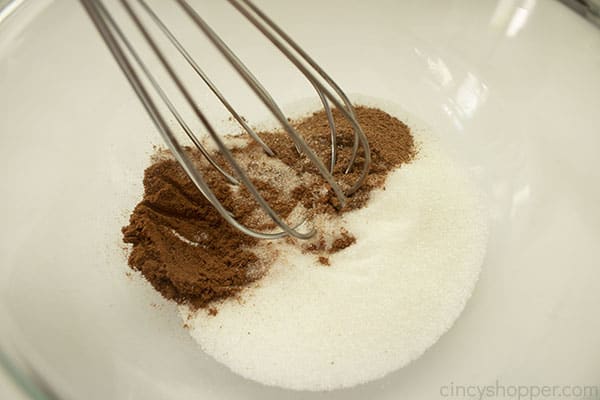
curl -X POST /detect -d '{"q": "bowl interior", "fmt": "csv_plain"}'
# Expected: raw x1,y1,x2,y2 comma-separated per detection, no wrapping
1,1,599,399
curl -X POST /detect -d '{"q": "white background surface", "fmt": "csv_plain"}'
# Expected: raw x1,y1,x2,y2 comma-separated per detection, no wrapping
0,0,599,399
0,370,24,400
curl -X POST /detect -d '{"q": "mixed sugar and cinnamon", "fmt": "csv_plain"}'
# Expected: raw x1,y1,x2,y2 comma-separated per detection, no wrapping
122,107,415,310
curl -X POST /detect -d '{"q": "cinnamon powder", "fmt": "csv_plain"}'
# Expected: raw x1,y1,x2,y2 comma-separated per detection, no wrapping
122,107,415,310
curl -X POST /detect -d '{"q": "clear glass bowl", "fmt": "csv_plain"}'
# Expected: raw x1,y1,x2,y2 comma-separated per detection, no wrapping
1,1,599,399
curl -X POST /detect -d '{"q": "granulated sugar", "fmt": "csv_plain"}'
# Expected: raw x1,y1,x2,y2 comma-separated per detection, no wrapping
180,128,489,390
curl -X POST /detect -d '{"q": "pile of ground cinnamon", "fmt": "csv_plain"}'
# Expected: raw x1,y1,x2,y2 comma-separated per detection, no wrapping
122,106,415,310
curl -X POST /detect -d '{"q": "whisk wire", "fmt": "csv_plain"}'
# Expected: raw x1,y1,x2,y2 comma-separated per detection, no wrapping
91,0,239,186
228,0,371,194
84,0,311,239
136,0,275,158
81,0,372,239
174,0,349,207
119,0,316,239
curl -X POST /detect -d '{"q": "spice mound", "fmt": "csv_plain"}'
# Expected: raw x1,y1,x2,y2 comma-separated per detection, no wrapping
122,107,415,309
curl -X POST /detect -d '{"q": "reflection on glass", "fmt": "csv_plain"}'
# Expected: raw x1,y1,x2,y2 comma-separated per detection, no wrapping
506,0,536,37
442,72,489,130
490,0,537,37
414,48,488,129
511,184,531,218
427,57,454,88
455,73,488,119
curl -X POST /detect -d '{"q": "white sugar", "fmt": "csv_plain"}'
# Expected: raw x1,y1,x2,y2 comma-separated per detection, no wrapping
180,112,488,391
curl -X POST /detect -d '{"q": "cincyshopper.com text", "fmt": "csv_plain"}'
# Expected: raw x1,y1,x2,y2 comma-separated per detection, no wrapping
440,380,599,399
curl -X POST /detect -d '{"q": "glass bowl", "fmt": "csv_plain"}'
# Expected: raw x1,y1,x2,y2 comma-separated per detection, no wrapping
1,0,599,399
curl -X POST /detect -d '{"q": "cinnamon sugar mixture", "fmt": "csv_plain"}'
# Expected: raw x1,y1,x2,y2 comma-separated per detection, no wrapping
122,107,415,309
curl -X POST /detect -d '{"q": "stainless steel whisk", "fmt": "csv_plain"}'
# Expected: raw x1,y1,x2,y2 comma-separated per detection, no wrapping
81,0,371,239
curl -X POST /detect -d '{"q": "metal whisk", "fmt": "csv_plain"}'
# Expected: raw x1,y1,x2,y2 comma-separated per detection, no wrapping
81,0,371,239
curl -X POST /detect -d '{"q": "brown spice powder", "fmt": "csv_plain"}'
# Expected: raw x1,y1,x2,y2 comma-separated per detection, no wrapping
122,106,415,310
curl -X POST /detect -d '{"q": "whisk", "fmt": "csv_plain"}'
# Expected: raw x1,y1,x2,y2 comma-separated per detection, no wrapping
81,0,371,239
